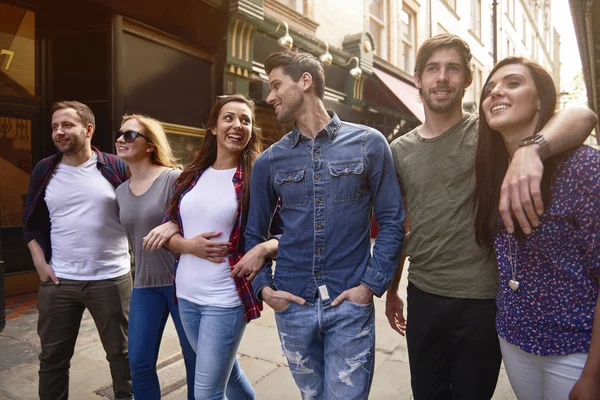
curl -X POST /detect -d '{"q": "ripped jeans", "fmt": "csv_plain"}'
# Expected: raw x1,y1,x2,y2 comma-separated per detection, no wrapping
274,298,375,400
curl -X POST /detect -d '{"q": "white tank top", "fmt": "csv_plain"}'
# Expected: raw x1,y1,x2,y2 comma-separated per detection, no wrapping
175,167,241,307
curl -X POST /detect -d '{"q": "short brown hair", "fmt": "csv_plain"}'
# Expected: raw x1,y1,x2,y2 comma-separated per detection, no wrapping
414,34,473,83
51,101,96,133
264,50,325,100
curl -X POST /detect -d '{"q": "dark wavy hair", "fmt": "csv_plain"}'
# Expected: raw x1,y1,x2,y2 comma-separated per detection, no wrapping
264,50,325,100
168,94,263,222
473,57,558,246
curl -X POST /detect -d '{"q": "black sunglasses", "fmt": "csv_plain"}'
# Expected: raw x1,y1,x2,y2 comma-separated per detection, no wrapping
114,130,148,143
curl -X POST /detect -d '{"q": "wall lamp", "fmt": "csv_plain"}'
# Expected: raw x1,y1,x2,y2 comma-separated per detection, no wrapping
274,22,293,50
343,56,362,79
317,40,333,66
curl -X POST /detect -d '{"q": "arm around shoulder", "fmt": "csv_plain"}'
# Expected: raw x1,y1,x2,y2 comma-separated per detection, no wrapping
540,106,598,157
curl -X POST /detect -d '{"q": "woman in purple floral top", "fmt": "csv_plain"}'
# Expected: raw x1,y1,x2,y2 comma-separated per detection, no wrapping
473,57,600,399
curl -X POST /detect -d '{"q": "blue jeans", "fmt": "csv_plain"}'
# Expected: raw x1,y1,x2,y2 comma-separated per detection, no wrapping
128,286,196,400
177,298,253,400
274,299,375,400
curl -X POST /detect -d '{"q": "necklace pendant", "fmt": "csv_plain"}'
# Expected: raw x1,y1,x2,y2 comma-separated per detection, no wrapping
508,279,520,291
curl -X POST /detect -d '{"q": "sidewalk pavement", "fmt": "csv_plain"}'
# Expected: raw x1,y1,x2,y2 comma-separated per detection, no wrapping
0,271,517,399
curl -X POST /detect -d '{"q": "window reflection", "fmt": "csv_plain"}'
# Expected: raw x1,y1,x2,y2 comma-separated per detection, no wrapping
0,4,35,98
0,3,35,228
0,116,32,226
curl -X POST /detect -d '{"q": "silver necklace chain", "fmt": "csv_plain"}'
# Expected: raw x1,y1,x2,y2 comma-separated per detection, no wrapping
507,235,520,291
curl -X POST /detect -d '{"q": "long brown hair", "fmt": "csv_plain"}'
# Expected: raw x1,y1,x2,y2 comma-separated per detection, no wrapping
168,95,263,222
473,57,558,246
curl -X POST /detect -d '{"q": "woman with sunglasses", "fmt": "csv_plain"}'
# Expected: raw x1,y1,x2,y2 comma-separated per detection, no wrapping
473,57,600,399
164,94,279,400
114,115,196,400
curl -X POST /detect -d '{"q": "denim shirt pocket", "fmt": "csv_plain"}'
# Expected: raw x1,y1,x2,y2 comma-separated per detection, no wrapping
328,160,364,202
275,168,309,207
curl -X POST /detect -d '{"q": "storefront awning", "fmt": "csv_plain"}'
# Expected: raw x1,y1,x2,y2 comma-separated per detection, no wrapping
373,68,424,123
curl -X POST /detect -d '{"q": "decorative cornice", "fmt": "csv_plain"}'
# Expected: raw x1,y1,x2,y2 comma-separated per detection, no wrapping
263,0,318,36
163,122,206,137
122,18,214,62
230,0,264,24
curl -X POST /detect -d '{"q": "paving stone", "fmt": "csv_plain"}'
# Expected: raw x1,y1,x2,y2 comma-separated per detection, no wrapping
0,391,16,400
492,366,517,400
0,363,41,400
239,354,279,384
237,323,287,365
370,359,413,399
162,385,187,400
253,366,299,400
252,303,277,328
0,335,38,371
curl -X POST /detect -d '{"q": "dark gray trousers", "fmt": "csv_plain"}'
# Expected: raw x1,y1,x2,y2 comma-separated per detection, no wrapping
37,273,132,400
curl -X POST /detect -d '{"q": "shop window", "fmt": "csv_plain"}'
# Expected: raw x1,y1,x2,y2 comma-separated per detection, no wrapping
163,124,205,167
0,3,36,276
0,4,35,227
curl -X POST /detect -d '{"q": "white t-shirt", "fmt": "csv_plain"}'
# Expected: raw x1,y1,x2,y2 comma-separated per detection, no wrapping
175,167,241,307
44,154,130,280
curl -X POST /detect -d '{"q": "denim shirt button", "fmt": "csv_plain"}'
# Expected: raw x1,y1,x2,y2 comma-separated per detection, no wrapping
316,248,321,254
316,223,322,229
316,198,322,204
315,271,321,277
315,174,320,180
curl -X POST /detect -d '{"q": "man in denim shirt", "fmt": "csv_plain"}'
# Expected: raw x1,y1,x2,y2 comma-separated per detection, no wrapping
245,51,405,399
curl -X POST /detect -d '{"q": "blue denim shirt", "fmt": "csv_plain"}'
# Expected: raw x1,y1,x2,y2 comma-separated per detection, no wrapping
246,112,405,305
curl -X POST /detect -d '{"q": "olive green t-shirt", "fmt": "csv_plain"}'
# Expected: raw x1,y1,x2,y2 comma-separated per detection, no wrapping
390,113,497,299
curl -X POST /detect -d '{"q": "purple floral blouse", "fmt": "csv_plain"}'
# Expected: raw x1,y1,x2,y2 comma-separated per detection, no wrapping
495,146,600,356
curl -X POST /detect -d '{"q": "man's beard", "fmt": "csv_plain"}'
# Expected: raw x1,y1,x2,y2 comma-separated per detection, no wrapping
422,87,464,113
276,94,304,123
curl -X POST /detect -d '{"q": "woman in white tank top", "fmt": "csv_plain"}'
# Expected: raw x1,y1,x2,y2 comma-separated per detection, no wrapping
114,115,196,399
164,95,280,400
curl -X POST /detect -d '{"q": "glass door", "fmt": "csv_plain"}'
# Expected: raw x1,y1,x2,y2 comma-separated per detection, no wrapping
0,2,38,285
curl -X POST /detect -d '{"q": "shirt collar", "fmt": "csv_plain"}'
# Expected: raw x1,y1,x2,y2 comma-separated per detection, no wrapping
290,111,342,147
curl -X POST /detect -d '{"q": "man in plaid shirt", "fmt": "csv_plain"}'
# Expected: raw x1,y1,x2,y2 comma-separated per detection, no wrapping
23,101,132,400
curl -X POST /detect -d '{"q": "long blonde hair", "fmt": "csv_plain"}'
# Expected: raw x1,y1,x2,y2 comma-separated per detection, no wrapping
120,114,182,169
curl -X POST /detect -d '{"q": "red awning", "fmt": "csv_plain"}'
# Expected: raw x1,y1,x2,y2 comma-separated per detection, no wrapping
373,68,424,123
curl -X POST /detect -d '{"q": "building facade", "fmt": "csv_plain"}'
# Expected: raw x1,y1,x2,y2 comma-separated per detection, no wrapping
0,0,561,296
570,0,600,147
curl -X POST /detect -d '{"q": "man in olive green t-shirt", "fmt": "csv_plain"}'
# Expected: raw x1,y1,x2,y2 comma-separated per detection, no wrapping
386,34,595,400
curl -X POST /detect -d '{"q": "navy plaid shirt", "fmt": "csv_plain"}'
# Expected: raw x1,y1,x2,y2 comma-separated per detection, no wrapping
22,148,128,262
